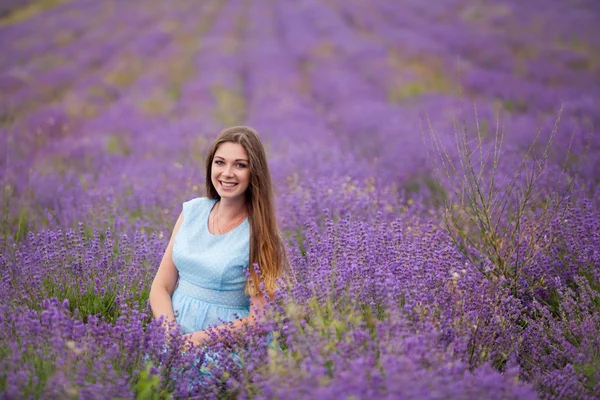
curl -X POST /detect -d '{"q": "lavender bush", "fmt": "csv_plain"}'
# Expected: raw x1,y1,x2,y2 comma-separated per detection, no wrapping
1,0,599,398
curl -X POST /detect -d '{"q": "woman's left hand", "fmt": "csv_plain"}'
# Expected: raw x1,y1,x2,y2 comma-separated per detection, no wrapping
182,330,211,350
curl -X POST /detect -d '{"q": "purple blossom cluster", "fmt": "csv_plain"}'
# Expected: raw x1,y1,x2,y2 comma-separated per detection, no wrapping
2,224,165,320
1,0,599,398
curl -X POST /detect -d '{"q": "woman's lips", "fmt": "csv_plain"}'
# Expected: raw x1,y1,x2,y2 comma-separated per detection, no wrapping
220,181,238,188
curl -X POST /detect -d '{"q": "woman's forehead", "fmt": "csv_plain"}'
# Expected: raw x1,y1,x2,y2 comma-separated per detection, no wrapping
214,142,248,159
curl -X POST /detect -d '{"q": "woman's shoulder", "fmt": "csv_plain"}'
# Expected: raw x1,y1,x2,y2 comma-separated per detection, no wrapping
182,196,213,207
182,197,216,218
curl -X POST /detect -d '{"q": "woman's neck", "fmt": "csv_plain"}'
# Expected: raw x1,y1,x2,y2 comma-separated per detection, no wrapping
217,197,247,220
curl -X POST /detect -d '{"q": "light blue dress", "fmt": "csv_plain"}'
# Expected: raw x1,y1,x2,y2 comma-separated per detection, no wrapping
171,197,251,334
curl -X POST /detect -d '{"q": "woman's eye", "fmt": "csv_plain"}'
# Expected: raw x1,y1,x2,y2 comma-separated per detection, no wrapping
214,160,224,165
237,163,247,169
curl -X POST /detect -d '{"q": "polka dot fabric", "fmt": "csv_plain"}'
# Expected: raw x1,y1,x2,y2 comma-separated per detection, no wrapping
172,197,251,334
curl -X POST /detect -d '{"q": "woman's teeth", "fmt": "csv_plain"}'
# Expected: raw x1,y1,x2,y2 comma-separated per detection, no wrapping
221,182,237,187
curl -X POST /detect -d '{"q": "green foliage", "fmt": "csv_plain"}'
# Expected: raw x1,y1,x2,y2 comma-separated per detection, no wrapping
284,227,306,257
133,362,171,400
211,84,245,126
15,205,30,242
167,82,182,101
502,99,529,113
0,345,59,398
0,0,69,27
388,82,423,102
574,360,600,392
106,134,132,156
1,183,32,244
0,345,7,392
403,173,448,207
14,227,155,324
29,275,118,323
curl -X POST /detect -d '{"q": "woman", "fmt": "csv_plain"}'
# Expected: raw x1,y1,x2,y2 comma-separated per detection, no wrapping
149,125,288,347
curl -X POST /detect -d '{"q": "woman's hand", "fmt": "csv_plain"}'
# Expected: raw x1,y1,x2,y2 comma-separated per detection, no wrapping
160,318,179,345
182,330,211,350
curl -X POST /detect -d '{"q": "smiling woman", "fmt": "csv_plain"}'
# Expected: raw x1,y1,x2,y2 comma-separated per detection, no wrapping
210,142,250,210
148,126,289,348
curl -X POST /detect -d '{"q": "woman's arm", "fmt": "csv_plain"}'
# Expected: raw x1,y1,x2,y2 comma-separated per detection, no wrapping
149,211,184,325
183,293,267,347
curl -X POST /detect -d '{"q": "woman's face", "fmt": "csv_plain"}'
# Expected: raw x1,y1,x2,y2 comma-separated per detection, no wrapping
211,142,251,202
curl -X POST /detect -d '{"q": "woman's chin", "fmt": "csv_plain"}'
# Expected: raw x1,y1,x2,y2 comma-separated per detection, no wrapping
216,191,244,201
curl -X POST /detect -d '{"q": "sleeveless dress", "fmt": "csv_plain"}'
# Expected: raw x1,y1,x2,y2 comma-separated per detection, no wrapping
171,197,251,334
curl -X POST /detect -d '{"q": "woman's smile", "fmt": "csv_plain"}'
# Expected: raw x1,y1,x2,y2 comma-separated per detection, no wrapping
220,181,238,187
211,142,250,200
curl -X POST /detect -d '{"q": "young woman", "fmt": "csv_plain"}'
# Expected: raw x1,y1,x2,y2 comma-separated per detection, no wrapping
149,126,288,347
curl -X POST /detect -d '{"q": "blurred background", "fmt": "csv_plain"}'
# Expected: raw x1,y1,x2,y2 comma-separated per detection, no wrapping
1,0,599,233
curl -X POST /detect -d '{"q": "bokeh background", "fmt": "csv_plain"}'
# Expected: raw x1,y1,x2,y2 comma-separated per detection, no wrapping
1,0,599,398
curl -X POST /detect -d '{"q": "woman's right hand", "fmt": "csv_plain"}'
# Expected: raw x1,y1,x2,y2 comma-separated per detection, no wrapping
161,318,177,345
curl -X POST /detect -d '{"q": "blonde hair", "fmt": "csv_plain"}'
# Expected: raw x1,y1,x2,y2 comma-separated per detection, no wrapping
205,126,288,298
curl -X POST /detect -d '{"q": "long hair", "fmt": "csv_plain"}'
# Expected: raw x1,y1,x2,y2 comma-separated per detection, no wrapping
205,126,288,298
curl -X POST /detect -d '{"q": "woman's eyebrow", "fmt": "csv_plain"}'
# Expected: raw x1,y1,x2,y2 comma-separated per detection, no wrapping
214,155,248,162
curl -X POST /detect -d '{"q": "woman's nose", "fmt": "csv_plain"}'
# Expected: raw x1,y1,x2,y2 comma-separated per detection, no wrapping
222,165,234,176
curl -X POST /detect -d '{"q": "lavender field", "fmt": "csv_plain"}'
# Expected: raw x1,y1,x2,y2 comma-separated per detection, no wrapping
1,0,600,398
